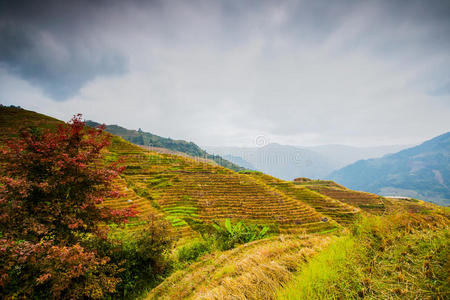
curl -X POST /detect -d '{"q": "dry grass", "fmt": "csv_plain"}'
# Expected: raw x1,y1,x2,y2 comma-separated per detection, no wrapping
146,234,332,300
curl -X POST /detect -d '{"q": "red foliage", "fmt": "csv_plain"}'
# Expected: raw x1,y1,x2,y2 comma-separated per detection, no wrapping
0,114,137,243
0,115,138,298
0,239,121,299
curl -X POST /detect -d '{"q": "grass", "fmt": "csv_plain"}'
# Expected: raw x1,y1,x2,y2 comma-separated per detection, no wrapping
146,234,332,300
277,235,362,299
277,213,450,299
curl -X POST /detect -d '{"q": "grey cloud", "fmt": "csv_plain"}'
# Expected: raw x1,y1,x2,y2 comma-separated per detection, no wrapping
0,0,449,146
0,0,127,100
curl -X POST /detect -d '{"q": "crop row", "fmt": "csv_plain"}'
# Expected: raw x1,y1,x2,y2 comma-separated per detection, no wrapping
246,173,361,225
305,185,386,215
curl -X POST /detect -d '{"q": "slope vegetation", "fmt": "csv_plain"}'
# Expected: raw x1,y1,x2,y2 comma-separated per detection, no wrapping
108,137,336,236
294,178,388,215
1,106,337,238
85,120,244,171
147,234,332,300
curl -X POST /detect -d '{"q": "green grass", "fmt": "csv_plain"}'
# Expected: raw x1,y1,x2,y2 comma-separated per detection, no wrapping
278,213,449,299
162,201,199,227
277,235,362,300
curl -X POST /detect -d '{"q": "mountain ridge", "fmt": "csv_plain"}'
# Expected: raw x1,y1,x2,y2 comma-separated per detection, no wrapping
205,143,410,180
85,120,244,172
329,132,450,205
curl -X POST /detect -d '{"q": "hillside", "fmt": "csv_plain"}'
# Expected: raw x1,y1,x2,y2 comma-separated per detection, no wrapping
0,106,338,237
329,132,450,206
243,172,361,225
85,120,243,172
0,105,62,138
2,106,443,233
2,105,448,300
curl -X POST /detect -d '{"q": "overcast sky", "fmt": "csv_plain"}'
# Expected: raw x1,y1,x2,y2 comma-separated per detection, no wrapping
0,0,449,147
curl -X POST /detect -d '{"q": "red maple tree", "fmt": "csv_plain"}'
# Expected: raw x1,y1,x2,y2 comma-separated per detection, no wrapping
0,115,138,298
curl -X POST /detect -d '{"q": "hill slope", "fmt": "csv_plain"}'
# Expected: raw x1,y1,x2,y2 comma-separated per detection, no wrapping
1,106,338,237
85,120,243,171
329,132,450,205
2,105,448,300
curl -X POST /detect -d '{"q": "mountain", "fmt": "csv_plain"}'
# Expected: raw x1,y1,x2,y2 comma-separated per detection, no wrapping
309,144,411,170
205,143,409,180
222,154,256,170
85,120,243,172
206,144,335,180
329,132,450,205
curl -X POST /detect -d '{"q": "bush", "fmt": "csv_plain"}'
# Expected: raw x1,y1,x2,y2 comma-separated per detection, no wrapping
0,239,122,299
0,115,139,298
176,239,211,263
212,219,270,250
88,216,174,298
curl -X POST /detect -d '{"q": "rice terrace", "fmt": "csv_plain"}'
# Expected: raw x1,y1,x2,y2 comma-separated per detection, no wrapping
1,0,449,299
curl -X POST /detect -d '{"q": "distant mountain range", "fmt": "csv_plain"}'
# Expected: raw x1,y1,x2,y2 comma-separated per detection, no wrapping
205,143,409,180
85,120,243,171
329,132,450,205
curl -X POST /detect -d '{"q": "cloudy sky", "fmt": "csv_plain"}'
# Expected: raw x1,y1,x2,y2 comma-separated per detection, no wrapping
0,0,449,147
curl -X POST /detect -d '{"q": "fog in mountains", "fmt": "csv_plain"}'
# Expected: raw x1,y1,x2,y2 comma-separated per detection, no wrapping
329,132,450,205
204,143,409,180
1,0,449,149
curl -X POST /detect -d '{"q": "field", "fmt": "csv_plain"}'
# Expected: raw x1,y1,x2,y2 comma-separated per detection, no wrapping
296,178,388,214
107,136,337,237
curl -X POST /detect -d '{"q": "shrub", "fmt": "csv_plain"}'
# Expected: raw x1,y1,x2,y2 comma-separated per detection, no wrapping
176,239,211,263
0,239,122,299
88,216,174,298
0,115,139,298
212,219,270,250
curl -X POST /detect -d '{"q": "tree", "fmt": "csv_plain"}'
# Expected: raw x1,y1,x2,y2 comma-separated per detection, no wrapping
0,115,138,298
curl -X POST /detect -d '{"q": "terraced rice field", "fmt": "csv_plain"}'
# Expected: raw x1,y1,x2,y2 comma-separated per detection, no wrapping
247,173,361,225
104,137,336,236
383,197,443,214
103,177,162,218
302,183,387,215
0,106,380,239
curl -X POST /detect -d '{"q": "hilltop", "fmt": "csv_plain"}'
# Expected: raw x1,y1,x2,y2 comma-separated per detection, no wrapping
85,120,243,172
329,132,450,205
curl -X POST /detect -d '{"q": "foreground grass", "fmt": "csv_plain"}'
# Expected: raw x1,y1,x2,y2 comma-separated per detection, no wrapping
146,234,333,299
277,213,449,299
